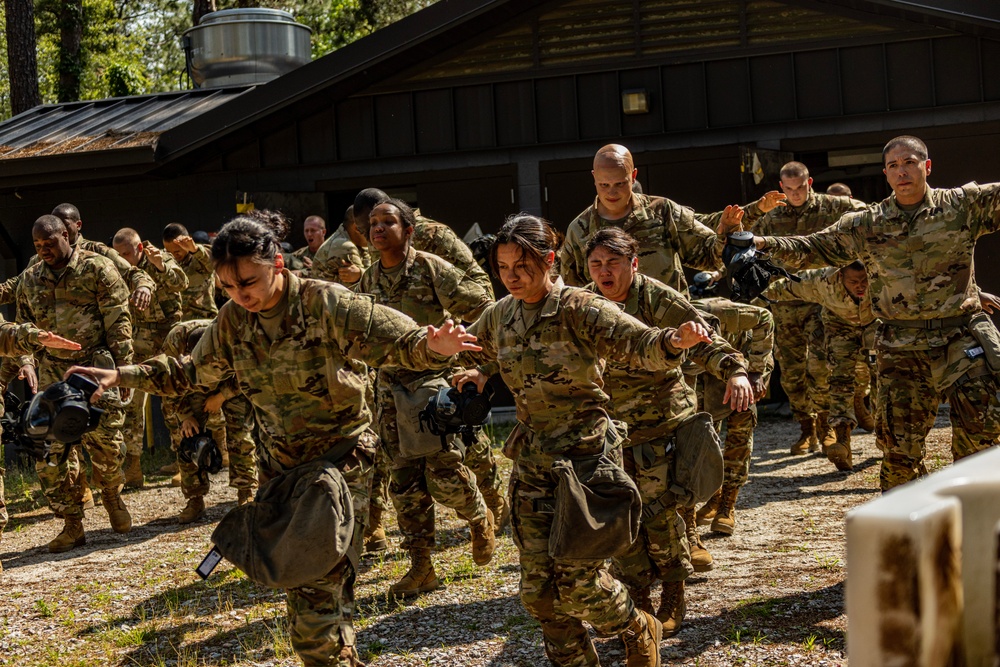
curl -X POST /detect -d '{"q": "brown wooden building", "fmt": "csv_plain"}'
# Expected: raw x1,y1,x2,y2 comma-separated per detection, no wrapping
0,0,999,285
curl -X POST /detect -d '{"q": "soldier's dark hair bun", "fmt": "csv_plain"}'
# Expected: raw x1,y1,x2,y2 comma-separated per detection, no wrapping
212,208,290,272
489,214,563,280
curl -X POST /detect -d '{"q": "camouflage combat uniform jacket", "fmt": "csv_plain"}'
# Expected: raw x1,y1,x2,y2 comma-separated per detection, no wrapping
130,241,187,356
413,212,495,299
177,243,218,321
587,274,748,443
560,194,726,291
117,271,450,473
763,267,877,328
15,248,134,377
312,224,370,286
691,297,775,379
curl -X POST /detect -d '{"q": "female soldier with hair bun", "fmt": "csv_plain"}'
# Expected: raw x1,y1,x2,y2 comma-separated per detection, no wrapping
436,213,715,667
67,210,475,667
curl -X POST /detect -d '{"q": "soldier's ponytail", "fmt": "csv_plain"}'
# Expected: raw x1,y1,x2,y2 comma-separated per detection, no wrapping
212,209,291,273
489,214,563,278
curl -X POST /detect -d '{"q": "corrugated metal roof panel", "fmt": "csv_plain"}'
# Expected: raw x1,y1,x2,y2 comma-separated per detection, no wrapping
0,88,251,161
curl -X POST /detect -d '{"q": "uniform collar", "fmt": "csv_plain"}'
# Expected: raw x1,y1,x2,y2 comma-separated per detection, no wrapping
622,273,644,317
884,187,940,221
241,269,305,343
590,193,653,230
501,276,565,329
369,245,416,287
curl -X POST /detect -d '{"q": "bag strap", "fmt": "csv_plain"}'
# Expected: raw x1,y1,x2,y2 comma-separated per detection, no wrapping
642,487,676,520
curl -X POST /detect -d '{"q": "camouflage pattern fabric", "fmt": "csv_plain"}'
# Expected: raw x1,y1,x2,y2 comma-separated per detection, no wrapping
311,225,370,286
16,249,133,518
464,427,504,514
118,272,449,665
763,266,877,327
763,182,1000,489
742,191,867,237
413,211,495,299
122,242,187,456
770,302,829,420
360,247,493,550
177,244,219,321
454,279,691,665
823,314,879,428
560,193,727,291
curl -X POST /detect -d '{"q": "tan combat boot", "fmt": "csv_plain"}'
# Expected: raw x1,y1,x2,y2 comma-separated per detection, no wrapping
679,506,713,572
854,392,876,432
656,580,686,637
102,486,132,533
488,492,511,537
825,423,854,472
789,416,817,455
621,609,663,667
628,584,654,615
816,411,833,453
80,477,94,511
711,483,741,536
237,488,254,506
171,471,182,487
177,496,206,524
470,508,496,565
364,505,389,553
389,548,441,597
695,489,722,526
48,517,86,553
158,460,179,475
123,453,144,489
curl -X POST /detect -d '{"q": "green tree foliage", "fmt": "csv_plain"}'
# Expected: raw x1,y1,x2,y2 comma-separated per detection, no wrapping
0,0,436,121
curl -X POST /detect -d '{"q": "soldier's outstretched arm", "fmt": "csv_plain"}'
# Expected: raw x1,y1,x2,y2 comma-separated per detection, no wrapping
752,213,865,270
0,321,80,357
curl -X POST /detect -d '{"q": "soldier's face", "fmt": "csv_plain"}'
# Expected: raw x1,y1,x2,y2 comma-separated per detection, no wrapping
841,268,868,299
587,246,637,303
592,165,637,219
495,243,554,304
368,204,412,253
303,219,326,251
33,228,71,268
883,147,931,206
779,175,812,207
354,207,373,237
217,257,285,313
163,239,188,262
113,240,141,267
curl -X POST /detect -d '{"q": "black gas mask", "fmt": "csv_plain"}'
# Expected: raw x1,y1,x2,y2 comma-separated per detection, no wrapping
722,232,800,303
688,271,720,299
419,383,494,442
178,432,223,475
19,374,104,461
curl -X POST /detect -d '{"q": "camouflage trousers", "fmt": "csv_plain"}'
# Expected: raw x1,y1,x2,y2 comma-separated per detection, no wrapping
612,442,692,591
121,331,168,456
719,406,757,488
824,315,878,428
513,448,635,666
876,332,1000,491
772,302,830,419
263,432,376,667
166,393,258,499
379,387,487,551
0,467,6,537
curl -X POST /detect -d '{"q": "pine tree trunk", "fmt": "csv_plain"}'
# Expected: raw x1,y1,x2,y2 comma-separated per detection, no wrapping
193,0,217,26
57,0,84,103
4,0,41,115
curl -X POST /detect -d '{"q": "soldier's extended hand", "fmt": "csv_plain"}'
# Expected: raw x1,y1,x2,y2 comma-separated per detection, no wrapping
668,321,713,350
724,374,756,412
338,262,362,284
181,417,200,438
717,205,745,235
301,257,313,269
175,235,198,254
63,365,120,402
452,368,488,393
427,319,482,356
37,331,82,351
748,371,768,401
757,190,787,213
142,244,166,272
980,291,1000,314
131,286,152,311
204,392,225,413
18,364,38,394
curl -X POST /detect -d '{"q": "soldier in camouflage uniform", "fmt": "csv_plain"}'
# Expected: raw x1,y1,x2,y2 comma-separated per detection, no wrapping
162,223,219,321
358,199,496,596
112,229,188,488
158,318,257,523
752,135,1000,491
444,215,726,667
312,207,371,286
740,164,867,454
559,144,742,292
70,211,466,667
584,228,753,637
352,189,507,546
762,262,878,470
17,215,134,553
687,285,774,537
0,316,84,573
290,215,327,277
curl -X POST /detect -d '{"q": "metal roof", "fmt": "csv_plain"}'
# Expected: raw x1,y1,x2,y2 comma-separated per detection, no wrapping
0,87,251,161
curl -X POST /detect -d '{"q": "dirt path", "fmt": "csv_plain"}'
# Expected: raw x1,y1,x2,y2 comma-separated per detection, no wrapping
0,409,954,666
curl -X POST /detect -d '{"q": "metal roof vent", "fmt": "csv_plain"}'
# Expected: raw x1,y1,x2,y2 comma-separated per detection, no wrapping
183,8,312,89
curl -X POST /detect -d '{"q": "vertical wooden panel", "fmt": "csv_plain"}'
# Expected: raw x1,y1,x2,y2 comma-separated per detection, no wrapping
750,54,795,122
840,45,887,114
495,81,536,146
454,85,495,150
577,72,620,139
414,89,455,154
794,50,841,118
662,63,707,130
984,39,1000,101
375,93,415,157
706,59,751,126
932,36,980,106
298,107,336,164
536,77,579,143
886,41,933,110
336,97,375,161
260,125,298,167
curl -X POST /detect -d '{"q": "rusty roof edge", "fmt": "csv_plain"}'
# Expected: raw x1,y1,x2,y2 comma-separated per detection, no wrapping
0,145,157,184
153,0,543,163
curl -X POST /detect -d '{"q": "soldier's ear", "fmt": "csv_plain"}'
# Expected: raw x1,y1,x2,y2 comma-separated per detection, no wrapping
274,253,285,271
925,159,932,175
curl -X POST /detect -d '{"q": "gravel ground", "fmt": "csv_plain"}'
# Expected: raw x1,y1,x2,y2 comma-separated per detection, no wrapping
0,407,955,666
